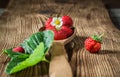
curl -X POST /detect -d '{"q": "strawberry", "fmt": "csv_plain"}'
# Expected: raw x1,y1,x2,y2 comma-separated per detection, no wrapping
61,26,73,37
13,46,25,53
45,17,52,27
54,29,67,40
84,35,103,53
62,16,73,27
45,25,73,40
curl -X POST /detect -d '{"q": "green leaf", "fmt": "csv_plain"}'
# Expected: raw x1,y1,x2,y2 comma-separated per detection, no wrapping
92,35,102,43
21,30,54,54
6,42,45,75
5,30,54,75
5,55,28,75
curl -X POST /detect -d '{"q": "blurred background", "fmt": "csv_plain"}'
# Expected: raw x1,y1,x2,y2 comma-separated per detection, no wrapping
0,0,9,16
0,0,120,29
103,0,120,29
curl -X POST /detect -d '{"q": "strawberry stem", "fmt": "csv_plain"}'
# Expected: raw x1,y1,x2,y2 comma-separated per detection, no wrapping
0,50,4,57
99,33,104,38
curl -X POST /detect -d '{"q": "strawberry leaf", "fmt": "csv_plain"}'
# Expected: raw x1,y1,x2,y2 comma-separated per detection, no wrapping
6,42,44,74
92,35,102,43
5,30,54,75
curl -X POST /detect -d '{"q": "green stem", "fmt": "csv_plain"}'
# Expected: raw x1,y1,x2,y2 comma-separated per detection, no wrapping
42,57,50,63
0,50,4,57
44,59,49,63
99,33,104,38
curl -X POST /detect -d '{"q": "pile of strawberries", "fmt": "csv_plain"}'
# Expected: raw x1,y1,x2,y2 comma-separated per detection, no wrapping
45,16,74,40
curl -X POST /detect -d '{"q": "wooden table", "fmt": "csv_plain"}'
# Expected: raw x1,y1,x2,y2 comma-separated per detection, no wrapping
0,0,120,77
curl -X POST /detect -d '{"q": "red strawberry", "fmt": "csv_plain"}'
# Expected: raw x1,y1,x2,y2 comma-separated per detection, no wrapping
13,46,25,53
61,26,73,37
45,24,54,29
45,24,56,31
54,30,67,40
84,35,103,53
62,16,73,27
45,17,52,27
45,25,73,40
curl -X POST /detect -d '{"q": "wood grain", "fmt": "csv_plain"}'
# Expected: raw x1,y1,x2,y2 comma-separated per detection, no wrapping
0,0,120,77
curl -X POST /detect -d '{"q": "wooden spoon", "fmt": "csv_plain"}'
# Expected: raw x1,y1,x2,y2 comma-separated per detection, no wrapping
39,27,76,77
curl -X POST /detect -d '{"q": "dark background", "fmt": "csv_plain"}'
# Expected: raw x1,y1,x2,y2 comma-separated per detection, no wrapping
0,0,9,8
103,0,120,8
0,0,120,8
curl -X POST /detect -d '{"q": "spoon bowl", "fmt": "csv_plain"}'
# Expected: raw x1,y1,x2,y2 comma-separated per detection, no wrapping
39,27,76,45
54,28,76,45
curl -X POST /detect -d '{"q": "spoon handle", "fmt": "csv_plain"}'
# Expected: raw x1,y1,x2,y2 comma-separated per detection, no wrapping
49,42,73,77
49,55,73,77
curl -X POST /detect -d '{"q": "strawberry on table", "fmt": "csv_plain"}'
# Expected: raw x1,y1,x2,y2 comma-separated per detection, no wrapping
84,34,103,53
45,15,74,40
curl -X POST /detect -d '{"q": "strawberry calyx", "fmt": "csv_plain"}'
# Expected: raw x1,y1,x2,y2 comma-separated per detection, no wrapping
91,33,104,43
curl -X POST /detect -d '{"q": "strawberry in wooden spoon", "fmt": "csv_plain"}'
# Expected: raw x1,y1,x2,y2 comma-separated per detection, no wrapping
42,15,75,77
45,16,73,40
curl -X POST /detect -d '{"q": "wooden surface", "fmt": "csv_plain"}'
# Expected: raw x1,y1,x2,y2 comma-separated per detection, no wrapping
0,0,120,77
